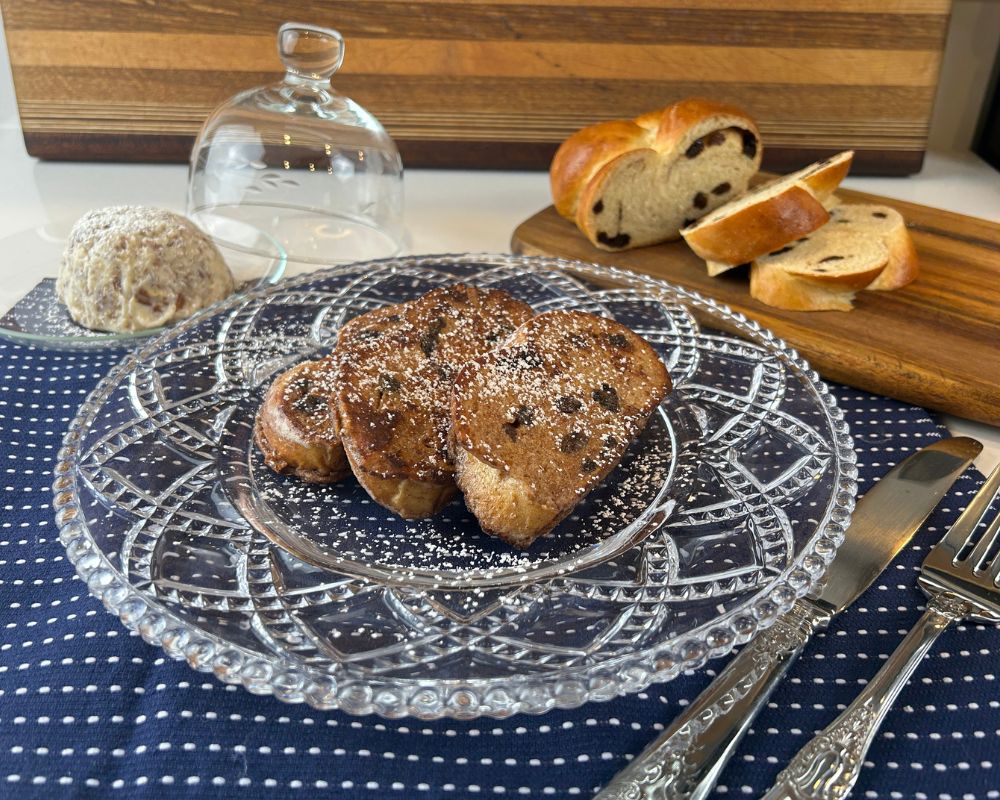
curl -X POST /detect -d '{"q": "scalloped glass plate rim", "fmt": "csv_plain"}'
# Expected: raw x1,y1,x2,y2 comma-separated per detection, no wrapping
52,253,857,719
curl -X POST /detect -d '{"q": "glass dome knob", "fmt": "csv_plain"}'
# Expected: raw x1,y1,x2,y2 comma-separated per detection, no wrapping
278,23,345,82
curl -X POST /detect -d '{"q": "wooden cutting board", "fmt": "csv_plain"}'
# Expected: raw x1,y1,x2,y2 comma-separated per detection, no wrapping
511,190,1000,426
1,0,950,171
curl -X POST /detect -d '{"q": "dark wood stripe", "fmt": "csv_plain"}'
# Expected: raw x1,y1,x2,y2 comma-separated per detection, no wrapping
1,0,949,49
20,131,926,174
907,224,1000,254
10,67,938,121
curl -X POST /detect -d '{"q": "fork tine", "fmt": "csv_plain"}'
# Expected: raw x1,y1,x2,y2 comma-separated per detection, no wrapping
970,501,1000,572
944,462,1000,558
983,511,1000,580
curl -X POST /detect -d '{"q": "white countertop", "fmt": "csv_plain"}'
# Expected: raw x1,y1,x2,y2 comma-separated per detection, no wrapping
0,127,998,472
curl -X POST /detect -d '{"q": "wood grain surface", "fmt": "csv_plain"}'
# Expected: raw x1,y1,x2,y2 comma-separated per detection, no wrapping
511,191,1000,426
1,0,950,170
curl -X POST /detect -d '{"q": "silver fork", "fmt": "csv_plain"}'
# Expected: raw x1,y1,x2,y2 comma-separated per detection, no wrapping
762,462,1000,800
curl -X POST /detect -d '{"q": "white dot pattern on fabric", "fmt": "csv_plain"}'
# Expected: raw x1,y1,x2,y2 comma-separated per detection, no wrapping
1,342,998,799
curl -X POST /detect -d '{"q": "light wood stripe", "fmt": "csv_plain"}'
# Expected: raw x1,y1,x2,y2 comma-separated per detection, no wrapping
17,113,931,139
16,99,934,132
8,32,943,86
15,102,931,148
16,120,929,150
348,0,951,9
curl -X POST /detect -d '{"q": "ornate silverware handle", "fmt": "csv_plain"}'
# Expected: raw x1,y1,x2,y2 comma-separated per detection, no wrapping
761,594,967,800
595,599,831,800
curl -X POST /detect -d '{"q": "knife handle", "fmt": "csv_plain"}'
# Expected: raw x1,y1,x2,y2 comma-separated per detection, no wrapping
595,599,831,800
760,594,966,800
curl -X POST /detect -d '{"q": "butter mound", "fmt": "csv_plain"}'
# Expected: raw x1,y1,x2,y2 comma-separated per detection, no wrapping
57,206,235,332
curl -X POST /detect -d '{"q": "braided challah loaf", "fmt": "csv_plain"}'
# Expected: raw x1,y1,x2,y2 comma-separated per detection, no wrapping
550,98,762,251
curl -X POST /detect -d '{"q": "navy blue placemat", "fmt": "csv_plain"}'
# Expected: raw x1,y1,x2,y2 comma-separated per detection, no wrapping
0,337,996,799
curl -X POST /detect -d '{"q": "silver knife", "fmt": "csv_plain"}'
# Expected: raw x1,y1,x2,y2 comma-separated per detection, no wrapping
594,436,983,800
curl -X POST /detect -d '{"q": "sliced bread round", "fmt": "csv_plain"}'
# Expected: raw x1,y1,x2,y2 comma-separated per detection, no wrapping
750,232,886,311
749,227,887,311
683,151,854,268
755,230,889,289
749,202,919,311
749,266,858,312
825,204,919,291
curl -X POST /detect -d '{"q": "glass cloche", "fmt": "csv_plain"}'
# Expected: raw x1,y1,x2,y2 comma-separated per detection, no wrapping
187,23,404,275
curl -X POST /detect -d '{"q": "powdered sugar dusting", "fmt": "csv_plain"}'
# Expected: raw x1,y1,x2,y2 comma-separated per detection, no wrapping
67,205,200,249
335,284,532,481
453,309,670,509
249,405,673,579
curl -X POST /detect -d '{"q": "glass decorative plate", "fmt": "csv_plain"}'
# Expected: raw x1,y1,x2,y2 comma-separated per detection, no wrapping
0,217,285,349
52,254,856,719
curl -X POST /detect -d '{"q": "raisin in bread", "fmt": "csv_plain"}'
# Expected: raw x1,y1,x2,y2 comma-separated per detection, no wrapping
254,304,403,482
683,151,854,270
550,98,762,251
336,285,533,519
450,310,671,548
750,203,918,311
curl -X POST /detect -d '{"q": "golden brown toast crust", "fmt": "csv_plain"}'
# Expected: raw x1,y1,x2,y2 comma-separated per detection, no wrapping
450,310,671,547
336,284,533,517
253,358,350,483
683,183,830,266
253,303,404,483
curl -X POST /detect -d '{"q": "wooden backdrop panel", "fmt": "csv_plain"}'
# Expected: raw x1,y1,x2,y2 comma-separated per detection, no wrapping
1,0,950,170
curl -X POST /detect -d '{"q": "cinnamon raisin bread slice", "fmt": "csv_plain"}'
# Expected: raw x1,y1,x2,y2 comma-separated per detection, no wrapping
254,357,349,483
824,204,918,291
750,234,886,311
253,304,402,483
749,203,918,311
450,310,671,548
551,98,762,251
683,151,854,270
336,284,533,519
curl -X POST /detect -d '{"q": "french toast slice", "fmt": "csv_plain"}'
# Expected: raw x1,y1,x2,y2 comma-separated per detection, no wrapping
450,310,671,548
335,284,534,519
253,303,402,483
254,357,349,483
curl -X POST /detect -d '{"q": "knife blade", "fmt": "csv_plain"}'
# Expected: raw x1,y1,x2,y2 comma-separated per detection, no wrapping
595,436,982,800
810,436,982,615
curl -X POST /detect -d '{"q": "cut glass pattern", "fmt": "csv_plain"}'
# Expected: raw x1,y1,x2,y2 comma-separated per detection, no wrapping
54,255,856,719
